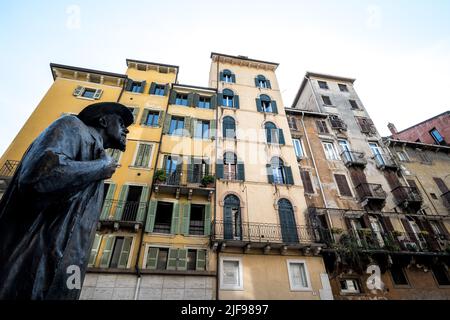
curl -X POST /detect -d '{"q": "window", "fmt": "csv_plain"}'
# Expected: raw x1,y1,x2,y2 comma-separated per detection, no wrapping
322,95,332,106
339,84,349,92
175,93,189,106
287,261,311,291
82,88,97,99
223,152,237,180
144,247,169,269
390,265,409,286
430,193,438,200
130,81,144,93
418,151,432,164
334,174,353,197
223,116,236,139
300,170,314,194
156,248,169,270
106,148,121,163
349,100,359,109
255,75,271,88
256,94,277,113
224,195,242,240
323,142,339,161
143,111,160,127
168,117,185,135
268,157,293,185
288,117,298,130
220,257,243,290
194,120,210,139
397,151,409,162
293,139,304,159
265,122,285,145
430,128,446,145
222,89,236,108
99,236,133,269
340,279,361,294
316,120,329,134
133,143,153,168
88,234,102,267
73,86,103,100
187,250,197,271
153,202,174,234
198,96,211,109
221,70,235,83
154,84,166,96
318,81,329,89
431,264,450,286
189,204,205,235
356,117,375,134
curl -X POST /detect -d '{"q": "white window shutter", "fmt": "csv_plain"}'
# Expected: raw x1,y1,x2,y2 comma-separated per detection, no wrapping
94,89,103,100
73,86,84,96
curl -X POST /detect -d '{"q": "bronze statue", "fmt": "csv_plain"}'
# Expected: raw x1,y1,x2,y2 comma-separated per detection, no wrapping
0,102,133,300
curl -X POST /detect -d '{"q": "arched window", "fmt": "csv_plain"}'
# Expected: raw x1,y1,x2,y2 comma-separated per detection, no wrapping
256,95,278,114
224,152,237,180
221,69,235,83
264,122,284,144
222,89,235,108
267,157,293,185
223,116,236,139
224,195,242,240
278,199,299,243
255,75,271,89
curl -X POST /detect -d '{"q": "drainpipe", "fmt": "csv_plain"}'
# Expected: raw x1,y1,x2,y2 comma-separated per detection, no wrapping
215,55,220,301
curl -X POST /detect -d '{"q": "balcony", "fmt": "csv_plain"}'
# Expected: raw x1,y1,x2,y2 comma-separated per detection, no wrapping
99,199,146,230
341,151,367,168
392,186,423,212
330,117,347,131
0,160,19,192
153,169,215,200
355,183,387,207
212,220,323,253
372,153,399,171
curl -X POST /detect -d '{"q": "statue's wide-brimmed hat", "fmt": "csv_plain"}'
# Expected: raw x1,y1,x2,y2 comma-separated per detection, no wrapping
77,102,134,127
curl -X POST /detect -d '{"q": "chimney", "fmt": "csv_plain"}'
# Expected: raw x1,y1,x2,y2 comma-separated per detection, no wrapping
388,123,398,135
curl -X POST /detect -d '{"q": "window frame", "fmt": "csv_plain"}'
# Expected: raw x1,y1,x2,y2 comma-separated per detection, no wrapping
168,116,185,136
430,128,445,144
322,95,333,106
175,93,189,106
293,139,305,159
338,84,349,92
194,120,210,140
318,81,329,90
286,260,312,292
220,256,244,291
322,142,340,161
131,142,154,169
142,245,171,270
390,265,411,288
339,278,362,294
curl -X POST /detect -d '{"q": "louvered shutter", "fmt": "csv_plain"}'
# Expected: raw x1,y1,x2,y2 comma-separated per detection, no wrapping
73,86,83,96
210,119,216,140
237,162,245,181
256,99,263,112
167,249,178,270
267,164,274,184
266,80,272,89
301,171,314,194
164,84,170,96
114,185,129,220
93,89,103,100
139,81,146,93
334,174,353,197
145,200,158,233
99,236,115,268
177,249,188,271
149,82,156,95
234,95,240,109
278,129,286,145
145,247,159,269
140,109,150,125
171,203,180,234
100,183,116,220
285,166,294,185
216,163,224,179
88,234,102,267
117,237,132,268
181,202,191,235
163,114,172,134
196,250,207,271
271,100,278,114
204,204,212,236
169,90,177,104
136,186,149,222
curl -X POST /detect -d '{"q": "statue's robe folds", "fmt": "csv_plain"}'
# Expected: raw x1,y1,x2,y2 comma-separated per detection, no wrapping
0,116,107,300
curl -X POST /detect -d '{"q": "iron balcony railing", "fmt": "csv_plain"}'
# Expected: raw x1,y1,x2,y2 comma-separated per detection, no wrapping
392,186,423,207
101,199,147,222
212,220,322,244
153,223,171,234
372,153,399,170
340,151,368,167
0,160,20,177
355,183,387,201
154,169,214,187
441,191,450,209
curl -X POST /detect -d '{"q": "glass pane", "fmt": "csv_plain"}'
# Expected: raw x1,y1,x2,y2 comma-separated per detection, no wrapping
223,261,239,286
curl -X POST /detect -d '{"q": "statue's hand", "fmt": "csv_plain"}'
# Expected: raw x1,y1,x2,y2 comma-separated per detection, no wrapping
99,151,118,179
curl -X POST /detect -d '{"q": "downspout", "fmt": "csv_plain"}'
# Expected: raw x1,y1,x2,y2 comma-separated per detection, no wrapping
215,56,220,301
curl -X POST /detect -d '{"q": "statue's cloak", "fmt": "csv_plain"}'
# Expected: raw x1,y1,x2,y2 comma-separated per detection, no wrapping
0,115,105,300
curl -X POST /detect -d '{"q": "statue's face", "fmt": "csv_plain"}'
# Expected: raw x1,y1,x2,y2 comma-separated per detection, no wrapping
105,114,129,151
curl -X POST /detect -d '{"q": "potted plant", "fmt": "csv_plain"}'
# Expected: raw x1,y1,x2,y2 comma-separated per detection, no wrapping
154,169,167,184
331,228,344,235
201,175,215,188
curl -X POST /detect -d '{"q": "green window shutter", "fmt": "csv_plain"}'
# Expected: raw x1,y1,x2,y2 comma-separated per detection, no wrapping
285,166,294,185
139,81,146,93
234,95,240,109
142,144,152,168
271,100,278,114
88,234,102,267
171,203,180,234
145,200,158,233
219,71,224,81
190,118,196,138
278,129,286,145
100,183,116,220
256,99,263,112
267,80,272,89
188,93,195,107
193,94,200,107
163,114,172,134
204,204,212,236
146,247,159,269
237,163,245,181
184,117,192,137
114,185,129,220
177,249,188,271
196,250,207,271
188,157,195,183
149,82,156,95
125,79,133,91
118,237,133,268
136,186,149,222
210,120,217,140
169,90,177,104
73,86,83,96
94,89,103,100
132,108,139,124
99,236,115,268
140,109,150,125
217,93,223,107
167,248,178,270
216,163,224,179
254,78,260,87
231,74,236,83
164,84,170,96
181,203,191,235
158,111,165,127
210,95,217,109
266,128,272,144
267,164,274,184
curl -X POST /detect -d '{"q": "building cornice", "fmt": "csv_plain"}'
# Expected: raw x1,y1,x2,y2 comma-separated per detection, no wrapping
50,63,128,81
210,52,279,71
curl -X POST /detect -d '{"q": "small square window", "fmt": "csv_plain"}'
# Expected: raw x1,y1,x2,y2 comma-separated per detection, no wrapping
339,84,349,92
82,88,96,99
430,193,438,200
154,85,166,96
431,264,450,286
175,94,189,106
322,95,332,106
318,81,329,90
287,260,311,291
220,258,243,290
391,265,409,286
349,100,359,109
340,279,361,294
144,111,160,127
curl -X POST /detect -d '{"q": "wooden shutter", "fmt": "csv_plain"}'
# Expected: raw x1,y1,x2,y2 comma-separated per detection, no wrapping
433,178,449,193
219,71,224,82
384,171,401,189
285,166,294,185
231,74,236,83
118,237,132,268
420,219,441,251
301,170,314,194
163,114,172,134
254,78,260,87
267,164,274,184
407,179,419,190
334,174,353,197
99,236,115,268
196,250,207,271
234,95,240,109
204,204,212,236
266,80,272,89
142,144,152,168
216,163,224,179
210,95,217,109
149,82,156,95
193,93,200,107
181,203,191,236
167,249,178,270
210,120,217,140
169,90,177,104
401,218,415,235
184,117,192,137
217,93,223,107
158,111,165,127
93,89,103,100
164,84,170,96
73,86,83,96
349,168,368,187
100,183,116,220
140,109,150,125
187,157,195,183
146,247,159,269
139,81,146,93
114,185,129,220
256,99,263,112
177,249,188,271
188,93,195,107
278,129,286,145
88,234,102,267
145,200,158,233
237,162,245,181
171,203,180,234
125,79,133,91
271,100,278,114
136,186,149,222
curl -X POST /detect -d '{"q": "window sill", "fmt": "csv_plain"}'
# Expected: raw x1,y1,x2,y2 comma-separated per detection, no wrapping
289,287,313,292
150,94,166,97
76,96,96,101
128,166,152,171
220,286,244,291
141,125,161,128
125,91,144,95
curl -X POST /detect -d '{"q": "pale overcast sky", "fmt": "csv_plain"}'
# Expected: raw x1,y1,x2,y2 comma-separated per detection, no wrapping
1,0,449,155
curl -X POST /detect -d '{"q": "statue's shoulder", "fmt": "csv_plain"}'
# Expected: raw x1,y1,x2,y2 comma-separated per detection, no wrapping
53,115,89,131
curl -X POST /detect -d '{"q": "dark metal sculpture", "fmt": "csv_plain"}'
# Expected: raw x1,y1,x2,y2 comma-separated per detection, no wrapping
0,102,133,300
